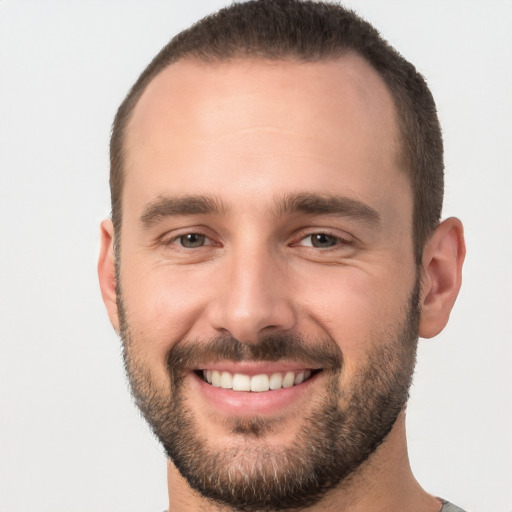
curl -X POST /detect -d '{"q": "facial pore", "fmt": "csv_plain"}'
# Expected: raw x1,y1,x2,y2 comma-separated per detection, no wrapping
118,278,420,511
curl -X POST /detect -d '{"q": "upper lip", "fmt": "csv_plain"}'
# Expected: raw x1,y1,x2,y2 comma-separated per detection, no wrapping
194,361,321,376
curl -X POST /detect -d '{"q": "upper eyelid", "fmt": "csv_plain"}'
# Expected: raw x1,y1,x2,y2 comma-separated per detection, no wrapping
292,228,354,243
156,227,354,245
163,232,216,247
294,236,352,249
301,232,347,241
158,225,214,240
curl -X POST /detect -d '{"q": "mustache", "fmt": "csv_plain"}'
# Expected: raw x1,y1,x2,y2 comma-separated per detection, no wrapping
167,334,343,379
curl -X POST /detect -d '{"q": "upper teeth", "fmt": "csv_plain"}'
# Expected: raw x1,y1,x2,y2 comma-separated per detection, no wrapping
203,370,312,392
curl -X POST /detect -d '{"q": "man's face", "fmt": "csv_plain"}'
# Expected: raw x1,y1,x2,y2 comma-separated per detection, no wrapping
115,56,419,509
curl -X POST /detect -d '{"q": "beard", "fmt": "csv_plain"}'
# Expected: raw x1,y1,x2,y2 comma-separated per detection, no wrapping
117,281,420,512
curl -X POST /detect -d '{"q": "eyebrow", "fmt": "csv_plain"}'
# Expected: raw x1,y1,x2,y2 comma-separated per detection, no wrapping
140,195,229,228
272,192,381,225
139,192,380,228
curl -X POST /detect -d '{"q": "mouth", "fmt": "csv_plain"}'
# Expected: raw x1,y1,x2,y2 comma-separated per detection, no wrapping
190,364,323,417
196,368,319,392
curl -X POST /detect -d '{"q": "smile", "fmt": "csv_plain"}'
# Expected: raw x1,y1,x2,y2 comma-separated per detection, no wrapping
199,369,314,392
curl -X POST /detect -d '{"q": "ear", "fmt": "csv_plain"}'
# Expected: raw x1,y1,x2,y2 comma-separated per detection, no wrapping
98,219,120,333
418,217,465,339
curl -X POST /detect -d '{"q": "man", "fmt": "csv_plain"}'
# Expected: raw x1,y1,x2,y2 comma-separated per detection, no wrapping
98,1,466,510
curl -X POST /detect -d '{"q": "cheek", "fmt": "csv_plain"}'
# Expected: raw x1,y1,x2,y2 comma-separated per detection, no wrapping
118,259,211,369
298,265,415,359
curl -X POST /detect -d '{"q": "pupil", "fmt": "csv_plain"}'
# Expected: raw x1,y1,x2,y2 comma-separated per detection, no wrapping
181,233,204,248
312,233,336,248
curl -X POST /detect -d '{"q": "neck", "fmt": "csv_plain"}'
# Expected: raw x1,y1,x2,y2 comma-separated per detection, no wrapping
165,412,442,512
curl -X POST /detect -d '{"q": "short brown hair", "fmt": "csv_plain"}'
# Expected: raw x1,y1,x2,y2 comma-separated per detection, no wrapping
110,0,443,263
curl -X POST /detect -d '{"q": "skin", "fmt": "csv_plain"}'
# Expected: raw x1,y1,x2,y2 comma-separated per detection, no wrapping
98,55,465,511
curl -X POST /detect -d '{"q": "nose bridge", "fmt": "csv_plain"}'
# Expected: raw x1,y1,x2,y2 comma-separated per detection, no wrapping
208,237,296,342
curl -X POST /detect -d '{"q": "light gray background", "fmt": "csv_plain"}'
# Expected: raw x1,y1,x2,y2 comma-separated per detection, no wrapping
0,1,510,511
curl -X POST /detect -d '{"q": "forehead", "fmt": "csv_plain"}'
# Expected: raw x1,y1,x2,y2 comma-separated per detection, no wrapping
123,55,408,223
127,54,400,156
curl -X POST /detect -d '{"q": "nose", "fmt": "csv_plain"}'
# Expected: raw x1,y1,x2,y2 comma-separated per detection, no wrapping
206,245,297,343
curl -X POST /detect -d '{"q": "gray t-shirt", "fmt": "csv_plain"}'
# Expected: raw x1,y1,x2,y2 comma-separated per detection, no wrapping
161,498,468,511
441,500,468,512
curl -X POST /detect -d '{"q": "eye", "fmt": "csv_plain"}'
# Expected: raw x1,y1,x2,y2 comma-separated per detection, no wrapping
178,233,207,248
300,233,341,248
159,229,220,253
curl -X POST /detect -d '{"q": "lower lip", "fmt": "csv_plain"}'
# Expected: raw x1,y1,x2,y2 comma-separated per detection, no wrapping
191,371,320,417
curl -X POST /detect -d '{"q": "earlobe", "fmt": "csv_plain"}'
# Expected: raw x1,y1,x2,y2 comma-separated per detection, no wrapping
418,217,466,339
97,219,120,333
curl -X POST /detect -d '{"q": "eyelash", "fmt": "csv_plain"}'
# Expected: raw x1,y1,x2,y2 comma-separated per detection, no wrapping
292,231,353,249
160,229,352,251
161,231,217,249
